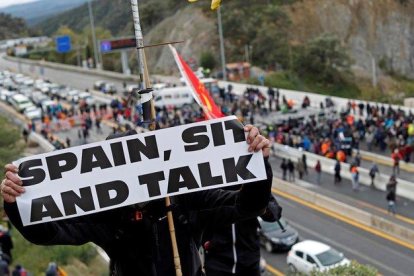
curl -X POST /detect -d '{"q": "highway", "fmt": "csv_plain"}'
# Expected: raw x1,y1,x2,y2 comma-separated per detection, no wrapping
4,54,414,181
262,193,414,275
0,54,126,91
3,55,414,275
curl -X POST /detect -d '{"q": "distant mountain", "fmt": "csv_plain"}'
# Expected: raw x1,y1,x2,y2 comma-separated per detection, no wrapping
35,0,184,36
0,13,34,40
0,0,89,25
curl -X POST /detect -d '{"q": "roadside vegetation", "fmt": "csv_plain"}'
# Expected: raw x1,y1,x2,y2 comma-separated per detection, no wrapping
0,115,106,275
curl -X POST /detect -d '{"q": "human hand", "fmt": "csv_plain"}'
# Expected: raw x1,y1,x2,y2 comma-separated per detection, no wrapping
244,125,270,158
1,164,25,203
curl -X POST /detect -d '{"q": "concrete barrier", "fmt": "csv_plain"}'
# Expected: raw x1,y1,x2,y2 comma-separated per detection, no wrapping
4,55,181,86
219,80,414,115
28,132,55,152
274,179,414,248
355,148,414,173
273,143,414,201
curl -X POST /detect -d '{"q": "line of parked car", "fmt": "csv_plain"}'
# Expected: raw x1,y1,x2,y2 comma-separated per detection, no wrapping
0,71,96,121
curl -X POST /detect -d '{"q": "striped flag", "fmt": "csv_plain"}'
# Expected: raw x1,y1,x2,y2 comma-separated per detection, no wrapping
169,45,223,119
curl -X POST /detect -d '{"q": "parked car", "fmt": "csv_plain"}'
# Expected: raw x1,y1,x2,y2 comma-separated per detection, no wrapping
9,94,34,112
287,240,350,274
104,82,117,94
0,89,15,103
77,92,95,106
258,217,299,252
31,91,50,106
153,87,193,108
66,90,80,102
24,106,42,120
94,80,106,90
41,100,58,113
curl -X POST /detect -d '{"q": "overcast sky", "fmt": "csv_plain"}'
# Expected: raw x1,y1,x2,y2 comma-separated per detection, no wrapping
0,0,38,8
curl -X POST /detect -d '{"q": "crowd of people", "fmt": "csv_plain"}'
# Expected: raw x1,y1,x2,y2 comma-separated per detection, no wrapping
5,74,410,275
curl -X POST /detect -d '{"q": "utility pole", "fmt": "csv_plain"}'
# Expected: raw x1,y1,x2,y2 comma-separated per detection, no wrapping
88,0,100,69
371,55,377,88
217,6,226,81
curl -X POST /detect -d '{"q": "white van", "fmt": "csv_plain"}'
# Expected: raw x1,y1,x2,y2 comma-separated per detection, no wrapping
153,87,194,108
10,94,34,112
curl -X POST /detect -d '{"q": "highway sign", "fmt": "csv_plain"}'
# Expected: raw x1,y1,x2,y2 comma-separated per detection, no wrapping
55,35,71,53
100,37,136,53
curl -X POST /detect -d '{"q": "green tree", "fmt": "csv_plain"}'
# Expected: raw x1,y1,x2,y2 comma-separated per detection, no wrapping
294,33,351,85
51,26,80,65
220,2,291,68
200,51,216,70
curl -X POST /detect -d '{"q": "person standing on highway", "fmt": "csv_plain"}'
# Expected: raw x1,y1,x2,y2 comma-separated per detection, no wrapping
386,178,397,215
350,164,360,191
391,149,402,175
296,158,305,180
369,162,380,188
334,160,341,184
315,160,322,184
280,159,288,180
287,159,295,182
302,154,308,175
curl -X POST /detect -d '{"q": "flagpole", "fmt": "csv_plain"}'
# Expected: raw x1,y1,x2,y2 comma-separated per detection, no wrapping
130,1,183,276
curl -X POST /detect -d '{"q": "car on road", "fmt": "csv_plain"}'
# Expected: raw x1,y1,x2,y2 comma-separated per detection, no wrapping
31,91,49,105
9,94,34,113
94,80,106,90
102,82,117,94
66,90,80,102
287,240,350,274
153,86,193,108
24,106,42,120
0,89,15,103
77,92,95,106
258,217,299,252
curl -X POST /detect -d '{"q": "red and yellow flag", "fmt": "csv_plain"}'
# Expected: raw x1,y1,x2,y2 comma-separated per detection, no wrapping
169,45,223,119
188,0,222,10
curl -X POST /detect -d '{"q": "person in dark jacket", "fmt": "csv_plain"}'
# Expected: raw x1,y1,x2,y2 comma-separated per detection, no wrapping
1,125,272,276
0,226,13,264
202,195,281,276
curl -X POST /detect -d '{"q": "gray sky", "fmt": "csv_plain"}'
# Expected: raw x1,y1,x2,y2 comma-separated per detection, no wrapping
0,0,38,8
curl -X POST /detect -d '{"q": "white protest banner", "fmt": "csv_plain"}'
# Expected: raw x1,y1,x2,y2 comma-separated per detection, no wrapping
14,116,267,226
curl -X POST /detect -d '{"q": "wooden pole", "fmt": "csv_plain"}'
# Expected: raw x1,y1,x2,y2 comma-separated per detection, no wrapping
130,1,182,275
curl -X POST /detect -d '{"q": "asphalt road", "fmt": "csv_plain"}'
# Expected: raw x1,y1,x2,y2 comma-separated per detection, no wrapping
268,155,414,221
263,195,414,275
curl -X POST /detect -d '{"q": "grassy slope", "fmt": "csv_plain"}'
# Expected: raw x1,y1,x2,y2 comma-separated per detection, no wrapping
0,115,107,275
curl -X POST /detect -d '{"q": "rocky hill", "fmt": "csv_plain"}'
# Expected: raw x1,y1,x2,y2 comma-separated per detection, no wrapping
33,0,414,79
283,0,414,78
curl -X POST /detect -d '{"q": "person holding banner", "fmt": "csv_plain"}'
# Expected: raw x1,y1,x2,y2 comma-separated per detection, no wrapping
1,123,273,276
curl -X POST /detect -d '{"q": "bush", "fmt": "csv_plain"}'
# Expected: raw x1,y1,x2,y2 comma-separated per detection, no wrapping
0,116,24,169
311,261,378,276
200,52,217,71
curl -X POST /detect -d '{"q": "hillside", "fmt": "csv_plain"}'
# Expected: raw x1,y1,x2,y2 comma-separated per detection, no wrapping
33,0,414,81
0,13,33,40
35,0,185,36
283,0,414,79
0,0,89,25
